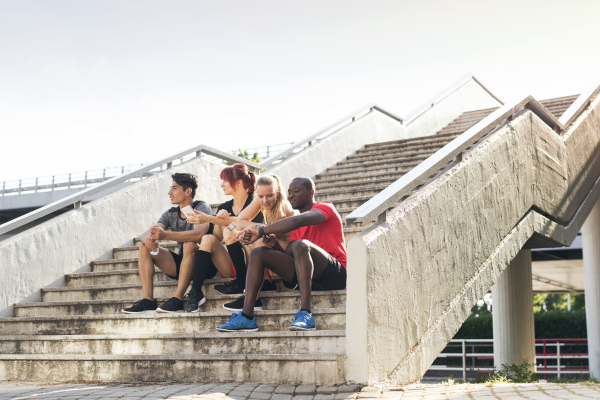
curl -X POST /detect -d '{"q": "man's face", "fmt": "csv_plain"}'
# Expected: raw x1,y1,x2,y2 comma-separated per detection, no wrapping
288,179,312,210
168,181,190,204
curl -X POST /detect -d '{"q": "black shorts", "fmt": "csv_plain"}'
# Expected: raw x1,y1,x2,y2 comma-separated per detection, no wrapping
165,250,183,280
284,254,347,291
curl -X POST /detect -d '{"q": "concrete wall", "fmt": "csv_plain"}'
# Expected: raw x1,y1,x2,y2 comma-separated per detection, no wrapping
345,95,600,384
0,157,228,317
268,78,502,189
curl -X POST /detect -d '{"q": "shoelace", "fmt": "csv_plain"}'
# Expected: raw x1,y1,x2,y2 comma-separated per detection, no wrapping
228,312,240,322
293,311,311,323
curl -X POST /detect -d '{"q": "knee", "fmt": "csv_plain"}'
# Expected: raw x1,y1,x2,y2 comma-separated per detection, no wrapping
291,239,310,254
249,246,269,263
199,234,217,250
139,244,150,254
182,241,198,256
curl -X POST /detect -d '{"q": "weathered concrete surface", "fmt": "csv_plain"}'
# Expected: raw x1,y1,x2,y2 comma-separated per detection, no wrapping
346,93,600,384
0,157,228,317
492,250,536,371
268,78,501,189
583,198,600,379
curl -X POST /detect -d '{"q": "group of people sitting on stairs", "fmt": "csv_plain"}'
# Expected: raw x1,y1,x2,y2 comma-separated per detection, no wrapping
122,163,347,332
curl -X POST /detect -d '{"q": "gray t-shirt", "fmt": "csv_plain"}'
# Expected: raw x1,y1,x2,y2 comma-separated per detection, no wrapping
157,200,212,254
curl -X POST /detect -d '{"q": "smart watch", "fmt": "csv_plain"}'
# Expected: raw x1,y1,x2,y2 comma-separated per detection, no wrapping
256,224,265,238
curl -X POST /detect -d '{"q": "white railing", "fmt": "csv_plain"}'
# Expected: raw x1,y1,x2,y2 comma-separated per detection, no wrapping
430,339,589,382
345,82,600,225
0,145,260,236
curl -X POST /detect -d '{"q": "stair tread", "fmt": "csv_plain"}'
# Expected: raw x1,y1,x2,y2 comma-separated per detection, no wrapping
0,353,344,360
0,330,346,340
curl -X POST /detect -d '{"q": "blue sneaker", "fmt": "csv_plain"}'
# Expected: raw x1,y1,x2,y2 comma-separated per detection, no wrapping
216,311,258,332
289,310,316,331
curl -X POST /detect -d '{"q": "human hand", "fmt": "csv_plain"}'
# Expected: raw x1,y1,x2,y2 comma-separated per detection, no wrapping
261,234,278,248
186,210,211,225
145,235,158,249
216,210,231,219
237,226,260,245
150,225,167,240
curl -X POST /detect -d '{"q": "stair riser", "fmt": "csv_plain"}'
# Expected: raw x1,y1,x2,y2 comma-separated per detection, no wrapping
16,294,346,317
114,246,177,260
43,282,230,302
0,313,346,335
315,172,406,185
0,358,345,385
330,156,429,170
322,164,420,177
348,145,452,161
0,335,345,356
315,189,384,202
67,271,174,287
316,178,398,191
92,261,138,272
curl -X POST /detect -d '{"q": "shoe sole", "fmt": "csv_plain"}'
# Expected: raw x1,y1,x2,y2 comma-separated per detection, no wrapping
289,325,316,331
156,308,184,313
185,297,207,313
216,327,259,332
214,289,244,296
121,309,156,314
223,305,263,312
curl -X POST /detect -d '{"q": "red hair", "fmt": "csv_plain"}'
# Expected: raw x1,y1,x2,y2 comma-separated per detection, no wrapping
220,163,256,194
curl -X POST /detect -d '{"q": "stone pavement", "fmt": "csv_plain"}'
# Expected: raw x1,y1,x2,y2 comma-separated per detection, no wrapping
2,382,600,400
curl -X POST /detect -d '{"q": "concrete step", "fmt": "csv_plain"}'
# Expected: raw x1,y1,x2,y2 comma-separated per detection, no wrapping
114,244,178,259
361,131,460,151
315,185,389,202
91,258,140,272
350,137,457,160
327,154,430,171
44,279,237,301
0,330,345,356
0,353,345,384
315,170,406,185
15,291,346,317
68,267,175,286
315,174,400,190
0,308,346,335
320,160,424,178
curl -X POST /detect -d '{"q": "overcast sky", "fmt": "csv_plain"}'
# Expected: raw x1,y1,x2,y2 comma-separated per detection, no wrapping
1,0,599,182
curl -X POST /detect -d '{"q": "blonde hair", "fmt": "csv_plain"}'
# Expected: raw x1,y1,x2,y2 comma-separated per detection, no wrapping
256,174,287,224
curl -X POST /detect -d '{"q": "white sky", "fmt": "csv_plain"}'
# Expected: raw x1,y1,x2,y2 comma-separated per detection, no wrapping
1,0,599,182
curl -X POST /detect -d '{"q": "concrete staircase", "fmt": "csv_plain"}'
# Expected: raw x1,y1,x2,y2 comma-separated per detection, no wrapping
0,238,346,384
0,95,579,384
314,95,578,242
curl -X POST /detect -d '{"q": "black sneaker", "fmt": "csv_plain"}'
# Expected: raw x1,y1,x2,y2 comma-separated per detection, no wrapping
156,297,184,313
223,295,263,312
122,298,157,314
183,288,206,313
214,281,244,295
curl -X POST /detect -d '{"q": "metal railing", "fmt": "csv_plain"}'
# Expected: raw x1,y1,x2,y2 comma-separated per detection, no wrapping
430,338,589,382
0,145,260,236
345,81,600,225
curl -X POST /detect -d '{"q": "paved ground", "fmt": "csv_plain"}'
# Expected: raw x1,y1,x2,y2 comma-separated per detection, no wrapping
2,382,600,400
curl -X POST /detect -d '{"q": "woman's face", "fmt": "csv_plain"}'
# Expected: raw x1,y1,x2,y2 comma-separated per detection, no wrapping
256,184,277,210
221,179,235,196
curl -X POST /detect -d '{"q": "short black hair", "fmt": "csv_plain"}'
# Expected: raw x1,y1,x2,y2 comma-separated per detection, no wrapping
172,173,198,198
292,177,315,192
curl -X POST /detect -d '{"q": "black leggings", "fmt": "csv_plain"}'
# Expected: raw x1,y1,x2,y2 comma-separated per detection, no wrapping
191,242,247,293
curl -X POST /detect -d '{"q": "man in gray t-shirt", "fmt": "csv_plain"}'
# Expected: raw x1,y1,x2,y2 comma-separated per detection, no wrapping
122,173,212,314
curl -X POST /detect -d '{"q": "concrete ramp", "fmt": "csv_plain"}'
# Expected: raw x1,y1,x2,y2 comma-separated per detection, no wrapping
345,86,600,384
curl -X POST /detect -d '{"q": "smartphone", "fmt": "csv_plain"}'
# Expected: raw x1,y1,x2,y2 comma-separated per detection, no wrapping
181,205,196,218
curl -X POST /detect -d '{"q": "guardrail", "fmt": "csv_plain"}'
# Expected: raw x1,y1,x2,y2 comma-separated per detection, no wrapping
345,82,600,225
0,145,260,236
430,338,589,382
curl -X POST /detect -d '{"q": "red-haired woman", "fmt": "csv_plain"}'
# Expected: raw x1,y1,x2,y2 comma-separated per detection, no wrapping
183,163,263,312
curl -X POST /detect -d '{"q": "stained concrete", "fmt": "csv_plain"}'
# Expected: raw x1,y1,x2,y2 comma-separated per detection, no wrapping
346,93,600,384
0,157,228,317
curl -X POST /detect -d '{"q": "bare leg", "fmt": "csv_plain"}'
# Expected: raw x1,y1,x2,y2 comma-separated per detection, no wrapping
174,242,199,300
242,247,296,317
139,244,177,300
199,235,233,277
289,240,330,311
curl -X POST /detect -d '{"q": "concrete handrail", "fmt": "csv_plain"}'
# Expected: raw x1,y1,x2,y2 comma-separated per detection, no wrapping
403,73,504,124
559,80,600,127
345,96,566,225
259,104,406,169
0,144,260,236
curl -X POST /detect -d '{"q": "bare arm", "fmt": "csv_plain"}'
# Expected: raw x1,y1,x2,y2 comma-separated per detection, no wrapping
152,222,209,242
236,198,263,229
141,223,166,247
238,209,325,245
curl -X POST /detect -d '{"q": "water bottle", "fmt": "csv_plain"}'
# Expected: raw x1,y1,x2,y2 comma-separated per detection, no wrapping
150,245,159,256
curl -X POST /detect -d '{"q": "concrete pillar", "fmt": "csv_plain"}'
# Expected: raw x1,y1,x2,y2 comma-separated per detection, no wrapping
492,249,536,371
583,198,600,379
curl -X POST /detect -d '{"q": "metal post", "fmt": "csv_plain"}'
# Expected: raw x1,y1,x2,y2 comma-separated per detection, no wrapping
167,162,173,169
556,341,561,379
352,116,356,122
568,293,571,311
68,173,71,190
375,210,387,224
35,178,38,193
196,150,202,158
454,152,463,163
18,180,21,195
102,169,106,180
84,171,88,188
2,181,5,197
51,176,55,191
121,166,125,174
74,201,82,209
462,340,467,382
543,340,547,379
266,146,270,158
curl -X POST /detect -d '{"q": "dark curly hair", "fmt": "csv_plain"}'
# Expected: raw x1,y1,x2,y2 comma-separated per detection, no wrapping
172,173,198,198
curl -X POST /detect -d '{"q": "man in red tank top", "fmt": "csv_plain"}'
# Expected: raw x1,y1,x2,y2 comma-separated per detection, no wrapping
216,177,347,332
